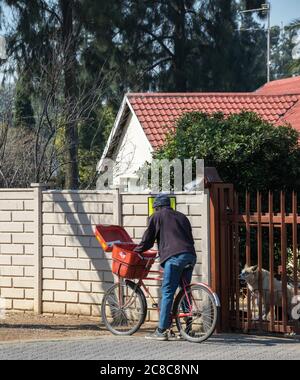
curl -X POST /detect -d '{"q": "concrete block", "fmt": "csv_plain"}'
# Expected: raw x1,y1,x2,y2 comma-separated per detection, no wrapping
1,288,25,299
53,247,77,258
134,228,146,239
66,304,91,316
91,305,101,317
123,215,148,227
90,214,114,225
24,200,34,211
78,270,103,282
122,204,134,215
54,224,77,236
0,212,11,222
42,291,54,301
12,211,34,222
13,277,33,289
65,259,90,270
133,204,148,215
13,299,33,310
42,302,66,314
65,236,90,248
90,259,112,271
0,200,23,211
67,281,92,292
43,280,66,291
54,269,78,281
54,292,78,303
24,223,34,233
53,202,77,213
121,195,149,204
189,204,203,216
24,244,34,255
77,225,95,236
43,235,66,247
43,269,54,279
0,244,24,255
43,257,65,269
43,213,65,224
0,255,11,265
77,203,103,214
78,293,103,305
77,247,103,260
103,203,113,214
0,266,24,277
25,289,34,299
92,282,110,294
0,223,23,233
24,267,34,277
176,204,189,214
192,228,202,239
188,216,202,228
43,225,54,235
12,234,34,244
12,255,34,266
0,277,12,287
0,234,11,243
42,202,53,212
43,247,54,257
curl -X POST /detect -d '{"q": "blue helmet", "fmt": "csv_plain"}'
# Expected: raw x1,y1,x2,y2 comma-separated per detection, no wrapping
153,194,171,209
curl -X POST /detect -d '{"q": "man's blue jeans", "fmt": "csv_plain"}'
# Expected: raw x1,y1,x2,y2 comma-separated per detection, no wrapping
159,252,196,330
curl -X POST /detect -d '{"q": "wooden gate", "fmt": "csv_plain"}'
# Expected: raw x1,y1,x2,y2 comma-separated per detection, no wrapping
209,183,300,334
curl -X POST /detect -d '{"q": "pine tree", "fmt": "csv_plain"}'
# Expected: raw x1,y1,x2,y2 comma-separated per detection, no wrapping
14,73,35,130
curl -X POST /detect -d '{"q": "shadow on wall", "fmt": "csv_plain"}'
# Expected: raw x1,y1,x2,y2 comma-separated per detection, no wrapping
51,192,115,307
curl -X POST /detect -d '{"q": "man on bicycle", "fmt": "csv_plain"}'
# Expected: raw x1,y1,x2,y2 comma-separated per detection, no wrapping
134,193,196,341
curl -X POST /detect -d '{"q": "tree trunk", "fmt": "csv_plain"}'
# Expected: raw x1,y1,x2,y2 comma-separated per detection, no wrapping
172,0,187,92
60,0,79,189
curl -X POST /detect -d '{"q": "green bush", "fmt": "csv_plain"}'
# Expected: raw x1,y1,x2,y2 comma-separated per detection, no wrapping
155,111,300,192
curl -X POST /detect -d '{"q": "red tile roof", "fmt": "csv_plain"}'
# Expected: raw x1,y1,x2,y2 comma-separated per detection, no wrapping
256,76,300,95
127,93,300,149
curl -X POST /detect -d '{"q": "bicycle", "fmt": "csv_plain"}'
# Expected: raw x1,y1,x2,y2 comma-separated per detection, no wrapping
101,252,220,343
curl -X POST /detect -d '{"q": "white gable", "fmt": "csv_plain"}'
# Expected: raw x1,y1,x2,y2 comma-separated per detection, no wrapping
113,111,153,185
97,96,153,188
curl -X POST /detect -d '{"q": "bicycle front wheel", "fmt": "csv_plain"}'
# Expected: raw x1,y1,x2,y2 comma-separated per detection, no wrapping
173,284,218,343
101,280,147,336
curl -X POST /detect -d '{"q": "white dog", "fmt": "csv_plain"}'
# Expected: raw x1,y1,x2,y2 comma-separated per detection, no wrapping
239,265,295,320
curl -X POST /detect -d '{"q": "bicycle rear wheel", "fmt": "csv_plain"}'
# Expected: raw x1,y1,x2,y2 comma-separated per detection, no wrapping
101,280,147,336
173,284,218,343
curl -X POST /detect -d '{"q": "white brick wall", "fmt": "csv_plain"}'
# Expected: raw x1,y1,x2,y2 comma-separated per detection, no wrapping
41,191,115,316
0,188,210,320
0,189,35,312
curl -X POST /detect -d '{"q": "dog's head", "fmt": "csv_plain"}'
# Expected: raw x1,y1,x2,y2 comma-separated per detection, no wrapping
239,264,258,284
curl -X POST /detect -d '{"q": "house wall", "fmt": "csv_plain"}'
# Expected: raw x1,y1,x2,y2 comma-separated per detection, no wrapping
112,113,153,185
0,187,210,321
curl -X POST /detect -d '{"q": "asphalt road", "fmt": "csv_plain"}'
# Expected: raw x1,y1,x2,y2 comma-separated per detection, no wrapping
0,334,299,360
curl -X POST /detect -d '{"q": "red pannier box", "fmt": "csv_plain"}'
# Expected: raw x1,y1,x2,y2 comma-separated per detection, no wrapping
95,225,157,279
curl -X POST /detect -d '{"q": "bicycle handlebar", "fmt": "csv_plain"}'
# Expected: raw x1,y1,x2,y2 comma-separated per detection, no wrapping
137,252,159,261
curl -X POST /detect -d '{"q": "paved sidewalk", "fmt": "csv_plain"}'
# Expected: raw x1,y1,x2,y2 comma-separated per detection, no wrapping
0,334,299,360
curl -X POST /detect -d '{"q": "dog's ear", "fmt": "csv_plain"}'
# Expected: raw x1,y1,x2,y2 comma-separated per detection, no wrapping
251,265,258,272
244,263,249,269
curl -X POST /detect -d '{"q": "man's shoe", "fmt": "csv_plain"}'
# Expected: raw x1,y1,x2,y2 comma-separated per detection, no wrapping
145,328,168,341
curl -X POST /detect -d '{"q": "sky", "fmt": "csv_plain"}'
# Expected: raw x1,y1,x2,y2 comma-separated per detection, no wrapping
270,0,300,26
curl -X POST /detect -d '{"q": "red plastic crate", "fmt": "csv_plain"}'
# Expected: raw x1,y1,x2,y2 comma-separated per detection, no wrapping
95,225,157,279
112,243,156,279
95,225,132,252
